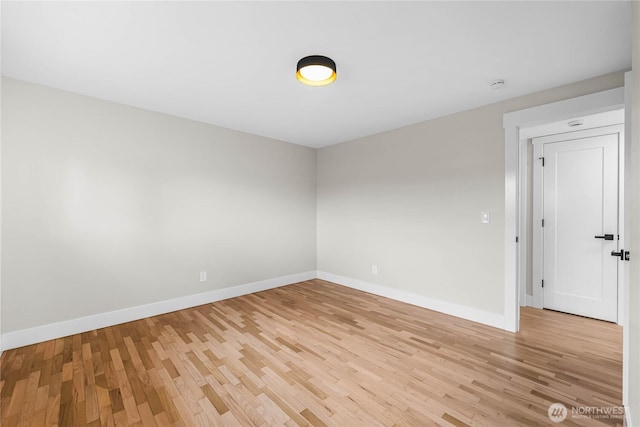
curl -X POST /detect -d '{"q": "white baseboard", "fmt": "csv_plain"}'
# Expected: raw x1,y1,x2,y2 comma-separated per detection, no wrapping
317,271,505,330
525,294,533,307
625,406,632,427
2,270,510,352
0,271,317,352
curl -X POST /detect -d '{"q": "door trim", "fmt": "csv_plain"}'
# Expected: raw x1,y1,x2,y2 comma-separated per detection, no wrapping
622,71,632,411
531,125,624,318
502,87,624,333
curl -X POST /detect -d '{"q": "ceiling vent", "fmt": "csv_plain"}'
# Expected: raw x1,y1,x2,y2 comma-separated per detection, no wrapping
490,79,505,90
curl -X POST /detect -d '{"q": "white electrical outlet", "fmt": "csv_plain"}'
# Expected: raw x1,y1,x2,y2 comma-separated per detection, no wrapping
200,271,207,282
372,265,378,275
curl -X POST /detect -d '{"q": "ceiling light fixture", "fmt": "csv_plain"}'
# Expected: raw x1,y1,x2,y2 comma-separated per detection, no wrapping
296,55,336,86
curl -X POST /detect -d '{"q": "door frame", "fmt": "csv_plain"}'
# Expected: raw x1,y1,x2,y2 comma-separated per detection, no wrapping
503,81,630,408
531,125,624,318
622,71,632,413
503,86,625,333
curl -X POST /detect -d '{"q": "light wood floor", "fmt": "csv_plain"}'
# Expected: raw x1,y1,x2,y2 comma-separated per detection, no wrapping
0,279,623,426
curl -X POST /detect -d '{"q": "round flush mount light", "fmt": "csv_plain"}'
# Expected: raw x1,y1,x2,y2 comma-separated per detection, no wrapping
296,55,336,86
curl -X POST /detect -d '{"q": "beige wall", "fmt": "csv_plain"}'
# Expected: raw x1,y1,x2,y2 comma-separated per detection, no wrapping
1,69,630,342
628,1,639,423
317,71,625,316
1,77,317,333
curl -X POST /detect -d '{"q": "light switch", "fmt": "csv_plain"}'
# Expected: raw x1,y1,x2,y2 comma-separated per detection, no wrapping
481,211,490,224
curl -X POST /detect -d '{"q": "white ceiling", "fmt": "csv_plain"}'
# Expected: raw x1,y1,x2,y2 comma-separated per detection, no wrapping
1,1,632,148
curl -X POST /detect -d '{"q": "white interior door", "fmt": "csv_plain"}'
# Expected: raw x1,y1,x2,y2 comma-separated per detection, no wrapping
537,127,621,322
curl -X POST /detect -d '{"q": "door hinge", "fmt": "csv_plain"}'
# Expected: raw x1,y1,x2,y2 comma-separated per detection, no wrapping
542,279,544,288
538,156,545,167
516,236,519,243
542,219,545,227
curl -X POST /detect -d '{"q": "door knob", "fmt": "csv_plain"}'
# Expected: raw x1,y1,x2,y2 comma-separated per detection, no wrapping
595,234,614,240
611,250,630,261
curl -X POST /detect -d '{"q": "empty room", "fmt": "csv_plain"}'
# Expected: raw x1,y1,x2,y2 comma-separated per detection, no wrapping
1,1,639,426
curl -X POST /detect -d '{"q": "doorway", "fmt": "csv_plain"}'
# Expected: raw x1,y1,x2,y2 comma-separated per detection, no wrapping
531,125,624,322
503,79,631,412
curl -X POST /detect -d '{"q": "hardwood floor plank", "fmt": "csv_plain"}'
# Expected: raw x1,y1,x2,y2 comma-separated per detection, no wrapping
1,279,624,426
300,408,329,427
200,383,229,415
